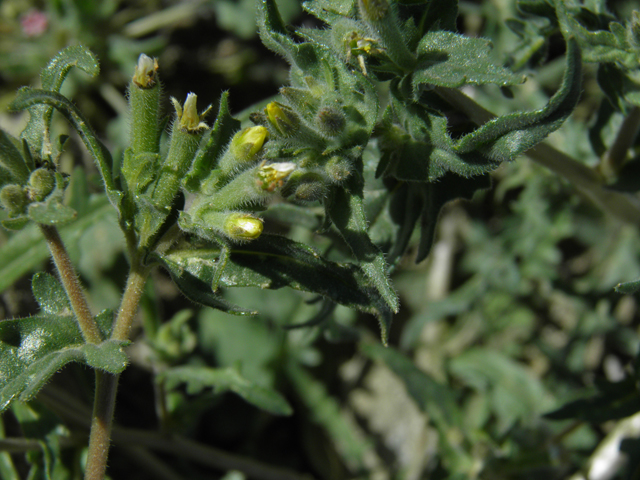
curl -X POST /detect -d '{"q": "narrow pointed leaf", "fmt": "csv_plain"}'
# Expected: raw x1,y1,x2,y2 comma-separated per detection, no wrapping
160,365,293,416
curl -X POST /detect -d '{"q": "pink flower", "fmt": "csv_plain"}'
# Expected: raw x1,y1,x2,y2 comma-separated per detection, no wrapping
21,10,48,38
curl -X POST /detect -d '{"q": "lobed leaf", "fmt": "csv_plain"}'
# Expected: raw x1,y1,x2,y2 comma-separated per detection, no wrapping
159,365,293,416
413,31,525,88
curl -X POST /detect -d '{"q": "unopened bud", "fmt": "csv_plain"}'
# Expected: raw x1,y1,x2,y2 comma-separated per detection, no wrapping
230,126,269,161
28,168,55,201
257,162,297,192
358,0,389,22
133,54,159,88
265,102,299,137
0,185,28,215
325,156,352,183
316,106,346,137
224,213,264,241
172,93,212,133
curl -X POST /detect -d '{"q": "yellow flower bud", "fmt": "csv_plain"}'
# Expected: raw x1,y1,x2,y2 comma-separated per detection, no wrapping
224,213,263,241
230,126,269,161
265,102,299,137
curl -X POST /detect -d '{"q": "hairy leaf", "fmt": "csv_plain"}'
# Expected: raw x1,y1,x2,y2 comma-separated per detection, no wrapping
158,233,394,343
0,313,127,412
19,46,99,162
31,273,71,315
9,88,120,206
159,365,292,416
0,130,29,186
413,31,525,88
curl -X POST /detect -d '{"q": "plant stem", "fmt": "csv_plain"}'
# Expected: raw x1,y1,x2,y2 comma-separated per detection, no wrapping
598,106,640,180
84,254,150,480
435,86,640,224
40,225,102,344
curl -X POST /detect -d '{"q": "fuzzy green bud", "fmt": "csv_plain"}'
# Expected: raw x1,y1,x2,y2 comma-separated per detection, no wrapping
27,168,55,201
316,106,346,137
358,0,389,21
325,156,352,183
265,102,300,137
129,54,162,156
224,212,264,241
0,185,28,215
230,126,269,163
152,94,211,206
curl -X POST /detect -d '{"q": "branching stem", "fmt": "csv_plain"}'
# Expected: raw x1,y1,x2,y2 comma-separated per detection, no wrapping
599,106,640,180
40,224,102,344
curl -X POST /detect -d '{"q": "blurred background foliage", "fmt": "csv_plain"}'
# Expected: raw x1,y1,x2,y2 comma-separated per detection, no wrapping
2,0,640,479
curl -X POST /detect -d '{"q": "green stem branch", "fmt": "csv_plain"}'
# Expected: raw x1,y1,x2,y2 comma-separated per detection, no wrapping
598,106,640,180
40,224,102,344
84,253,150,480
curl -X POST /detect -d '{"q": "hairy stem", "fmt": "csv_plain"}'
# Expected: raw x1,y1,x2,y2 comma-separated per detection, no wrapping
40,224,102,344
84,254,150,480
598,106,640,180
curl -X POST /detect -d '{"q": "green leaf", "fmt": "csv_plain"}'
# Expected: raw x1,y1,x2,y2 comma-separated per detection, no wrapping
615,277,640,294
326,164,399,320
413,31,525,88
546,378,640,422
0,130,30,186
158,233,394,341
31,273,71,315
20,46,100,162
27,172,77,226
159,365,293,416
0,194,113,294
0,314,128,412
9,88,120,207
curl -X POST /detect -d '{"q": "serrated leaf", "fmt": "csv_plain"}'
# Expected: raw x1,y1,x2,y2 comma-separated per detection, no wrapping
413,31,525,88
31,273,71,315
615,278,640,294
159,365,293,416
0,314,127,412
9,88,120,207
158,233,394,342
0,193,113,293
184,92,241,193
20,46,99,162
0,130,29,186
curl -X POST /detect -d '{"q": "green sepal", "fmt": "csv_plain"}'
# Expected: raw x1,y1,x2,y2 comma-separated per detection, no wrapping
0,312,128,412
326,163,399,321
0,130,30,186
19,46,100,162
157,233,394,343
413,31,525,88
184,92,241,193
9,88,121,207
27,172,77,225
159,365,293,416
